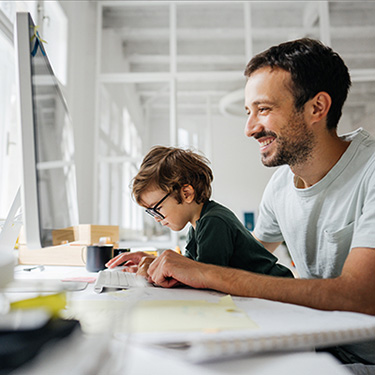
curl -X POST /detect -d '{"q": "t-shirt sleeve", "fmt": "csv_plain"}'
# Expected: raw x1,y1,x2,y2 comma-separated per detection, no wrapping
195,216,234,266
351,167,375,249
253,175,284,243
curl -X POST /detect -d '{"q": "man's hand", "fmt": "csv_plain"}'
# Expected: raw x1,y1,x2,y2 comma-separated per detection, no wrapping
147,250,208,288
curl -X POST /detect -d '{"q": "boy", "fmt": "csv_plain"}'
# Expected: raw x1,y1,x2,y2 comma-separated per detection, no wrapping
107,146,293,278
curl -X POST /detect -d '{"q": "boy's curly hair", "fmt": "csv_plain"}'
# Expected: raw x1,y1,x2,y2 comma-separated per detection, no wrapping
132,146,213,205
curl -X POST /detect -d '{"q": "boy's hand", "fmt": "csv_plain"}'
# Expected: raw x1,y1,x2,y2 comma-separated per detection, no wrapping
137,256,156,278
105,251,154,272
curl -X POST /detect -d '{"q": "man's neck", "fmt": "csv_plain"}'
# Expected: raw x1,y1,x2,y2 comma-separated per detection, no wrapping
292,132,350,188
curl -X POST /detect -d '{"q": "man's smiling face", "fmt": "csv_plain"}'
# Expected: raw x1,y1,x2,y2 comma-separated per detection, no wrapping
244,67,316,168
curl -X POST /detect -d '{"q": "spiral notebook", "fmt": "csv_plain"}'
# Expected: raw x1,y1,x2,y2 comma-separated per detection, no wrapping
131,295,375,363
176,322,375,363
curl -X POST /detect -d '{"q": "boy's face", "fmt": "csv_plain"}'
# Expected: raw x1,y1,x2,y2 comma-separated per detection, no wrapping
140,188,195,231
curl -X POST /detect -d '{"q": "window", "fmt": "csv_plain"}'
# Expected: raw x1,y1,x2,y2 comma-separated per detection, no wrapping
0,27,18,219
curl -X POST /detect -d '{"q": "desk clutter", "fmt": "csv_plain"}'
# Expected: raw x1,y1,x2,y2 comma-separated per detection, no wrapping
2,265,375,373
0,311,80,374
18,225,120,267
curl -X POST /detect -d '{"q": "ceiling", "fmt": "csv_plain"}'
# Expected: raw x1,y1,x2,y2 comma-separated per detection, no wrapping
98,1,375,135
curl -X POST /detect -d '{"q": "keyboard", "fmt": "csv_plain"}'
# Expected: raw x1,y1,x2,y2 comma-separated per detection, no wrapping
94,270,152,293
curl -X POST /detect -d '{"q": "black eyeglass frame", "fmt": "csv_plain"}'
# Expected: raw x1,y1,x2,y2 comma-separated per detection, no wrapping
145,192,171,219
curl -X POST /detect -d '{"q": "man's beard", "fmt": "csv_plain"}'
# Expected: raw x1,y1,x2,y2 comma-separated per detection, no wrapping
260,112,316,168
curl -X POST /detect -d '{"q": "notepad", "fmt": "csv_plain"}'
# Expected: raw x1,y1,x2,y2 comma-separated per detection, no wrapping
131,295,375,364
132,295,258,333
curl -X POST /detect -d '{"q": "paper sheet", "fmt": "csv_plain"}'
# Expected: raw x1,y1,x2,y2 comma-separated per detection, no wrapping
132,295,258,333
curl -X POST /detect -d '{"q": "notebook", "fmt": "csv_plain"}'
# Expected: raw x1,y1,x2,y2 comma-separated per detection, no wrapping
130,295,375,364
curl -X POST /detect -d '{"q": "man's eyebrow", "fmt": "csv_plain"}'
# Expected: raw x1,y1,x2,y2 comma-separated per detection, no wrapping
245,99,275,110
252,99,275,106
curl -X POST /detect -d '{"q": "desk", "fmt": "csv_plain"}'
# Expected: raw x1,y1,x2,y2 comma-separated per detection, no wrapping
3,265,367,375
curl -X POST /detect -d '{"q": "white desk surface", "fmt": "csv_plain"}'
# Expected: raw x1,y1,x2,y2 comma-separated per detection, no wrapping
3,265,363,375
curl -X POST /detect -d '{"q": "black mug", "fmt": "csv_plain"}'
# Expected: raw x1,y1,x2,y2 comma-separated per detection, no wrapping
85,245,114,272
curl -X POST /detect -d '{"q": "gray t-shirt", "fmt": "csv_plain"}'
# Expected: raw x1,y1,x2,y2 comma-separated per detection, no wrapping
253,128,375,364
254,128,375,279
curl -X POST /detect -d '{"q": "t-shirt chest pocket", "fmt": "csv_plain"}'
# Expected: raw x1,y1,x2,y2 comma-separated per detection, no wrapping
321,222,355,277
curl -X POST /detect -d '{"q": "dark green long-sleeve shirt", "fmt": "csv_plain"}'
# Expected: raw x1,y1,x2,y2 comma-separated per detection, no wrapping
185,200,293,278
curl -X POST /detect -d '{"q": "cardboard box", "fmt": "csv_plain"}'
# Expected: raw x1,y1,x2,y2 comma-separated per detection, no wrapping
18,225,119,266
18,244,87,266
52,224,119,246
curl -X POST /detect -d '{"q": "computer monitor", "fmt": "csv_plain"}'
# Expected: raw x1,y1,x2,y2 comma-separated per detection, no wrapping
14,12,79,249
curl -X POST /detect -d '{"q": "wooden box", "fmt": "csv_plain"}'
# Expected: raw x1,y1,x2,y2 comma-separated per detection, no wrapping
52,224,119,246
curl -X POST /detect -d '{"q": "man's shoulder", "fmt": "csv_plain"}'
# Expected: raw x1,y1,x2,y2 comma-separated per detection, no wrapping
342,128,375,175
342,128,375,152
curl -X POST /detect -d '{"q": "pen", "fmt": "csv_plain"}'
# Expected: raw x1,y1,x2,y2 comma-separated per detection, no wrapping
23,265,45,272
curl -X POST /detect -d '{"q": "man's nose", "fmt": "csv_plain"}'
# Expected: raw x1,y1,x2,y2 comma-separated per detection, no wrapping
244,114,263,138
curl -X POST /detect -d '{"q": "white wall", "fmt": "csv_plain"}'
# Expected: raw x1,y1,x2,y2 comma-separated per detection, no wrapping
210,114,274,222
59,1,97,224
58,2,274,228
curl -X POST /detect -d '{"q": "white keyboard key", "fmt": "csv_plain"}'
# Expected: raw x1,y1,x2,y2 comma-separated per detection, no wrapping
94,270,152,293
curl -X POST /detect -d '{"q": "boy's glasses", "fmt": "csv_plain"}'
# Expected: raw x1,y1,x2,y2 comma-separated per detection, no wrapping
145,192,170,220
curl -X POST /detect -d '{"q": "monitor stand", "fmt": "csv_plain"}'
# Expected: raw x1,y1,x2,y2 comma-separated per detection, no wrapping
1,187,86,266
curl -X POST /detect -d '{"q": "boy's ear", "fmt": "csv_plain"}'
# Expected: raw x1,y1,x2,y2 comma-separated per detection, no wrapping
181,185,195,203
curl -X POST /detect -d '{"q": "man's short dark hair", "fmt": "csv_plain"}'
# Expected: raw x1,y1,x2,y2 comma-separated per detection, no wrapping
244,38,351,130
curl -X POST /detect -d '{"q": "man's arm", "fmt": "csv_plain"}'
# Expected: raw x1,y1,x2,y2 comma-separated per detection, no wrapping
147,247,375,315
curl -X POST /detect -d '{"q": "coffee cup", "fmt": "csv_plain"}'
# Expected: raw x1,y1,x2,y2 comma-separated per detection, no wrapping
85,245,114,272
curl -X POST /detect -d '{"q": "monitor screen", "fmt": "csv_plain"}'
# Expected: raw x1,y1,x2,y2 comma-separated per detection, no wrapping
15,12,79,249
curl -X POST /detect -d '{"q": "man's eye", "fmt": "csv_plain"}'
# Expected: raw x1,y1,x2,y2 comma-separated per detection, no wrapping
259,107,269,113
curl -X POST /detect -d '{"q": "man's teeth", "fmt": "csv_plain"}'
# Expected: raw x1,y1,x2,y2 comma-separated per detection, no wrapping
260,138,274,147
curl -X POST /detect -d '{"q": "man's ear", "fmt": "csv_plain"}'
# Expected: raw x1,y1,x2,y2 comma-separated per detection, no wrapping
309,91,332,124
181,185,195,203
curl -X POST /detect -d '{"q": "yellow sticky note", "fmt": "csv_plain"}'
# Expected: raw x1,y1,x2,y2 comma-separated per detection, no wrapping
132,295,258,333
10,293,66,318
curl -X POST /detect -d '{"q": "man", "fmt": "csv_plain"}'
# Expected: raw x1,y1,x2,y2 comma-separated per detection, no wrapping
109,38,375,372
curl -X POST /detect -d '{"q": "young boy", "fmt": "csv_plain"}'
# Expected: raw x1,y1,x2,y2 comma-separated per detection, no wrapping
107,146,293,278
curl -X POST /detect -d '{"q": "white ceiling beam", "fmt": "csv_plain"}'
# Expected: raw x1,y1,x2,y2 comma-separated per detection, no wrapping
126,52,375,66
302,2,319,28
127,54,245,64
100,71,244,83
319,1,331,46
140,90,228,98
111,26,375,41
351,69,375,82
113,27,316,41
169,2,177,146
343,53,375,60
147,103,219,110
243,2,253,61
